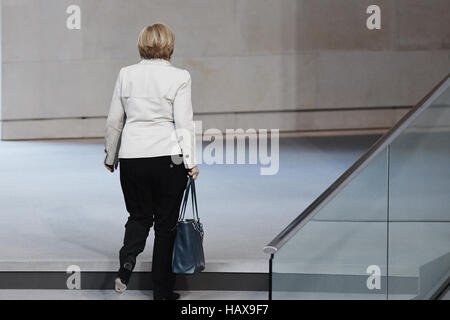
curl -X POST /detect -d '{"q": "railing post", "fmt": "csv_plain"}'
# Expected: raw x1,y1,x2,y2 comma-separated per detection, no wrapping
268,254,273,300
386,143,391,300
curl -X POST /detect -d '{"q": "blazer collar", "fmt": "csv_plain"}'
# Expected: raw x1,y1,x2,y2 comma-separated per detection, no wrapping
139,58,171,66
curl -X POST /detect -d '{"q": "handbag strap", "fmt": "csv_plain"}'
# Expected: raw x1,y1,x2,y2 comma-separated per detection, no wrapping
179,177,199,221
190,177,199,221
179,178,191,219
179,178,191,221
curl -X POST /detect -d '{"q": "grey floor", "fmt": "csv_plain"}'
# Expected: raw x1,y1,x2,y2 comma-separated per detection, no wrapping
0,289,267,300
0,135,449,300
0,135,378,273
2,288,448,300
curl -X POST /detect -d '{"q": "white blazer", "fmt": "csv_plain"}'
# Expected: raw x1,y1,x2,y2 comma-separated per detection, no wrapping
104,58,196,169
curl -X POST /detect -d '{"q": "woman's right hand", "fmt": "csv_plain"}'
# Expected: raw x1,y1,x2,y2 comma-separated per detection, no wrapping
104,160,118,173
188,166,199,180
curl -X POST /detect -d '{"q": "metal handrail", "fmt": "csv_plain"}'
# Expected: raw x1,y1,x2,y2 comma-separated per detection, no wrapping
264,73,450,254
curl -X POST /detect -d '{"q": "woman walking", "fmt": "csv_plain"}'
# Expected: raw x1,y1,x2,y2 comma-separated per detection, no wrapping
104,23,199,300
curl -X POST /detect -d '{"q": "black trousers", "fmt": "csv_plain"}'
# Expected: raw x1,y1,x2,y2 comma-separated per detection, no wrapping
118,155,188,295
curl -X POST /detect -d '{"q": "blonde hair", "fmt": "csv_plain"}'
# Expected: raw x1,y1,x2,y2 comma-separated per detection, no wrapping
137,23,175,60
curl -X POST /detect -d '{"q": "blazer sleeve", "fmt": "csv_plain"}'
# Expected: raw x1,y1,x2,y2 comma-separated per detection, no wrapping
173,70,196,169
104,68,126,166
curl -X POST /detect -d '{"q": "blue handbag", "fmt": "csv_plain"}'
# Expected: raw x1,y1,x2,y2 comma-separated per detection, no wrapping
172,177,205,274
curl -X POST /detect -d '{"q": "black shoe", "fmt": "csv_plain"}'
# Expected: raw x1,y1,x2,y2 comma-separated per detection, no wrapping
153,292,181,300
115,260,134,293
115,277,127,293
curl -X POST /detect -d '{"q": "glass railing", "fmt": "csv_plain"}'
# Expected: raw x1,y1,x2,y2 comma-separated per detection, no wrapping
265,74,450,300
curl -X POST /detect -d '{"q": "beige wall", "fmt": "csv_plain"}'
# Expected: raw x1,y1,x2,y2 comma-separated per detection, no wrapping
1,0,450,139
